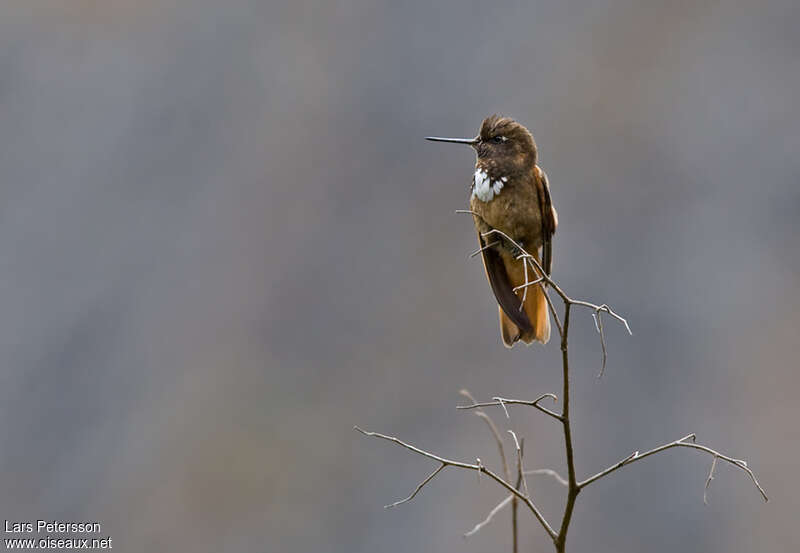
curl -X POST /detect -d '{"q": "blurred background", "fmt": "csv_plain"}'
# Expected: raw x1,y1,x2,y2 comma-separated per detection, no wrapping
0,1,798,551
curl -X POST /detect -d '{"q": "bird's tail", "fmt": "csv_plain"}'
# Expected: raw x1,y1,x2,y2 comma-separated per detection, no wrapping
499,253,550,347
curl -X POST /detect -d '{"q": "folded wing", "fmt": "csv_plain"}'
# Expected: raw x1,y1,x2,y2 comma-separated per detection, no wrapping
478,233,534,336
534,167,557,276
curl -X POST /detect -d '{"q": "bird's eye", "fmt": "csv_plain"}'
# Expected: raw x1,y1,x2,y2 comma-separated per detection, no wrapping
492,136,507,144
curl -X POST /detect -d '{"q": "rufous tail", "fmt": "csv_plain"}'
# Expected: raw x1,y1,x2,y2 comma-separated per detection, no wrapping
499,252,550,347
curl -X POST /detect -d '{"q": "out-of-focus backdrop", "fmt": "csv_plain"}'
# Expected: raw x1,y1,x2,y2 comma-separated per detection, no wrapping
0,1,797,552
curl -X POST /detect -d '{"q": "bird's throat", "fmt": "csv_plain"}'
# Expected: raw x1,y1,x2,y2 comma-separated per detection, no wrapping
472,168,508,203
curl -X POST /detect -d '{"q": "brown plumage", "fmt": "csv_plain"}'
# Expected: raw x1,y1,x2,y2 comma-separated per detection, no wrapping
427,115,558,347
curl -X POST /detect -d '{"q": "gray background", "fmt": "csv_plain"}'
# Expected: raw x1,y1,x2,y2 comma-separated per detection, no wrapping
0,1,798,552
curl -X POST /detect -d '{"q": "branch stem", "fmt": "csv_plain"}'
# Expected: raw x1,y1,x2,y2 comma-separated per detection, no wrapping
555,303,580,552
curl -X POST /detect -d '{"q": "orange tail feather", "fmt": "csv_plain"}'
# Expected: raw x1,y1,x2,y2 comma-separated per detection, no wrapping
499,251,550,347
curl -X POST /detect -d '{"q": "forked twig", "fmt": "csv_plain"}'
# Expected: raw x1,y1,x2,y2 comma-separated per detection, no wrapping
354,426,558,540
578,433,768,503
458,394,561,422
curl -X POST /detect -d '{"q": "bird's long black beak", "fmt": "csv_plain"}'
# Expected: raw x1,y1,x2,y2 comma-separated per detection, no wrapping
425,136,478,145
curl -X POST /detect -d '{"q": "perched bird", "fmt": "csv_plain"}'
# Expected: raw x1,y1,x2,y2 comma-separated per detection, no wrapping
427,115,557,347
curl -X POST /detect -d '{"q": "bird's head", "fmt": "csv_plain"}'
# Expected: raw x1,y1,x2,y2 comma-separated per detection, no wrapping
426,115,538,175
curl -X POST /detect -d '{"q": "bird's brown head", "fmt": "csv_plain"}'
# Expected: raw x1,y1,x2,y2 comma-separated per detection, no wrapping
426,115,537,176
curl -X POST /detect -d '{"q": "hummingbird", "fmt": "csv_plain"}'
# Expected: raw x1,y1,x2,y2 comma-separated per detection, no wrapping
427,115,557,347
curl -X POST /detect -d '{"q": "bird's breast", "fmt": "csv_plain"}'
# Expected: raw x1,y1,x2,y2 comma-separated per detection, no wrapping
470,173,543,250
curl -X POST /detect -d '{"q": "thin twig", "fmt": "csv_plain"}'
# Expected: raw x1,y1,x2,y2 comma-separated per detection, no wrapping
572,300,632,336
475,413,507,466
459,390,511,483
470,241,500,258
384,464,446,508
495,397,511,419
463,495,513,538
520,256,530,310
513,276,545,293
459,389,519,551
704,455,718,505
592,311,608,378
508,430,530,499
513,439,524,553
524,468,569,487
457,394,562,422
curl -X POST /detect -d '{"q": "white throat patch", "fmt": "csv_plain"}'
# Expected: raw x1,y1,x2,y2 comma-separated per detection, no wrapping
472,168,508,202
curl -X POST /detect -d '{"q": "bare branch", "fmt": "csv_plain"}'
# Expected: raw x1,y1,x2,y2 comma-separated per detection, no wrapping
681,442,768,502
577,433,768,502
385,464,446,508
457,394,562,422
524,468,569,487
354,426,558,539
463,494,513,538
361,213,764,553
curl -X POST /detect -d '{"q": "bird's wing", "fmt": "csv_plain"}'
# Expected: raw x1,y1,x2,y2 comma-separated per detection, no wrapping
477,232,534,334
534,166,557,276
